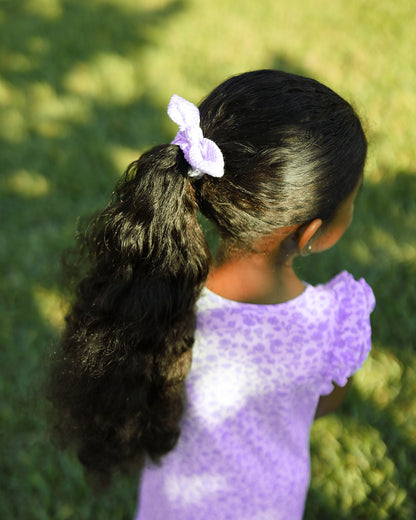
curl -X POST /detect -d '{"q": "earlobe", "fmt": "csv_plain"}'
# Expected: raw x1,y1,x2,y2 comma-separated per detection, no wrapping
297,219,323,254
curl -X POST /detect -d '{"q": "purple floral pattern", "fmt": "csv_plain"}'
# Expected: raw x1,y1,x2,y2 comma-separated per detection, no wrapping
135,271,375,519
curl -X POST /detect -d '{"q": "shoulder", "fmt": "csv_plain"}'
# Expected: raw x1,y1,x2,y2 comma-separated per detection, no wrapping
314,270,375,314
314,271,375,394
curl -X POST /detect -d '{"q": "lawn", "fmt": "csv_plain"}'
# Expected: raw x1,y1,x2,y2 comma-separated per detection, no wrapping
1,0,415,518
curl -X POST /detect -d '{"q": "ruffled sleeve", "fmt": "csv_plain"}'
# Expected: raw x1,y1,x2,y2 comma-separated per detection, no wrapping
319,271,375,395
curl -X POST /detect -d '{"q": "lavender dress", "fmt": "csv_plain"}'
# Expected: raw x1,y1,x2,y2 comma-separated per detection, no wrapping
135,271,375,520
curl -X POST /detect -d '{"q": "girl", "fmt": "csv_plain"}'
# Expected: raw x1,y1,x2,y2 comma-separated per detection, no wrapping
49,70,375,519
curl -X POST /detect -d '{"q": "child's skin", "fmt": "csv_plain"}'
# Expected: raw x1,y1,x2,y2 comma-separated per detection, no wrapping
206,180,362,418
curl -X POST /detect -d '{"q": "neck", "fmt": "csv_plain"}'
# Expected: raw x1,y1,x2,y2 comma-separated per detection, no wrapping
206,250,305,305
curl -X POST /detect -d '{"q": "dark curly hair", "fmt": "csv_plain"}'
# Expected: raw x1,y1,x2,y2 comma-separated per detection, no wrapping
48,70,367,485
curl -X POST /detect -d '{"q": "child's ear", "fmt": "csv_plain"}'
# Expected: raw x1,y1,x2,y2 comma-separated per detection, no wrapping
297,218,323,254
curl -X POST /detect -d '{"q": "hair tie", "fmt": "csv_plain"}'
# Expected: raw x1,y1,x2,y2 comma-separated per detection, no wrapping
167,94,224,179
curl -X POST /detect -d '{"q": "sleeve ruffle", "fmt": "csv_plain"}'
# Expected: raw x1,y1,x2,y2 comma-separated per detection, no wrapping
319,271,375,395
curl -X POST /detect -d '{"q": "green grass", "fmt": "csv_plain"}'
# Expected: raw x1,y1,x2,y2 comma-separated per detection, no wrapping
1,0,415,518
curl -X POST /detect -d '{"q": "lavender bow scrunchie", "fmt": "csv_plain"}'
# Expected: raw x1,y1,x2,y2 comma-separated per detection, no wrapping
167,94,224,179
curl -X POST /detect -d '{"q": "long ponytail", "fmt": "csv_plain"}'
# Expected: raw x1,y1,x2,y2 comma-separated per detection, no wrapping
48,144,210,483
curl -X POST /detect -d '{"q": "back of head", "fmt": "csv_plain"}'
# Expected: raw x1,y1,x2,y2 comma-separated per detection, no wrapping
195,70,367,248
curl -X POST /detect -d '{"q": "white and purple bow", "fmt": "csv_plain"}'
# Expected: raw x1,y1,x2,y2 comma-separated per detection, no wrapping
167,94,224,179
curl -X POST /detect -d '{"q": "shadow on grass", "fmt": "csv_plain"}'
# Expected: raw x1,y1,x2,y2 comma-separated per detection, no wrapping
0,1,186,519
297,170,416,519
270,54,314,78
0,0,185,91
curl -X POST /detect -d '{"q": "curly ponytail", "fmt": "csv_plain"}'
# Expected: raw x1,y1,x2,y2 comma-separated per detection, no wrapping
48,144,210,483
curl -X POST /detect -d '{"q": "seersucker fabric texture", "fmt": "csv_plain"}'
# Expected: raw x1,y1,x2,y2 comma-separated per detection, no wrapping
135,271,375,520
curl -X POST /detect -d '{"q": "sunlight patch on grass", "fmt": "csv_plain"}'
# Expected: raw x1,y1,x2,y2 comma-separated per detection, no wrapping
33,286,68,331
354,348,403,409
310,417,406,517
4,169,51,198
27,35,51,57
2,51,34,74
0,78,14,104
142,0,415,178
311,419,374,501
114,0,170,9
348,239,374,266
0,106,26,142
64,53,143,104
389,357,416,444
109,145,140,176
24,0,63,19
26,82,90,137
368,227,416,264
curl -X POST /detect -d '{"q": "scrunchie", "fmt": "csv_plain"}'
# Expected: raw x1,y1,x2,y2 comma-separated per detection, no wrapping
167,94,224,179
